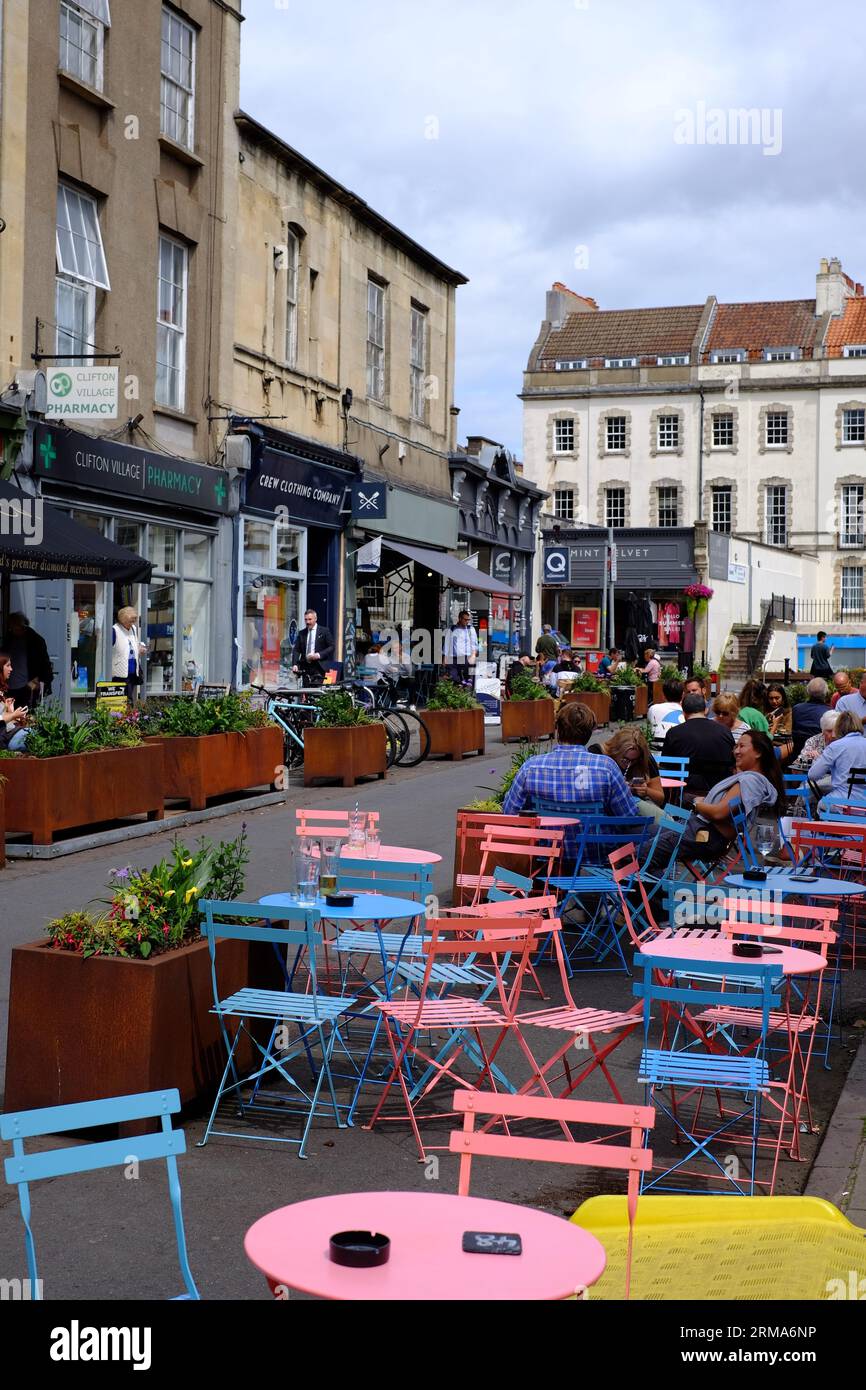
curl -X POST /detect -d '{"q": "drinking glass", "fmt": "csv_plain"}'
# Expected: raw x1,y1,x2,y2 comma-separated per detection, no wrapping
365,831,381,860
298,853,320,904
319,837,341,895
753,822,778,863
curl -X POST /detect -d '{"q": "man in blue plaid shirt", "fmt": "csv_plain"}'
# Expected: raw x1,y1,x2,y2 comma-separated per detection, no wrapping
503,701,638,861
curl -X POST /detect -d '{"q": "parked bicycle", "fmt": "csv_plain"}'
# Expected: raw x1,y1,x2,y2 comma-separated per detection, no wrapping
348,676,431,767
251,682,402,771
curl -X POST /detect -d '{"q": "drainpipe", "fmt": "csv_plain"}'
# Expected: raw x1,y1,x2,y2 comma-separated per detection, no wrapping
697,385,705,521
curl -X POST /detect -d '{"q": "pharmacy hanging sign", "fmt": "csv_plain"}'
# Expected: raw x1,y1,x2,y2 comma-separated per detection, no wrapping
45,368,119,419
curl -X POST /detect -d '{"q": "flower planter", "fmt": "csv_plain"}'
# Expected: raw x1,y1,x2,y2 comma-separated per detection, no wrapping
500,698,555,743
303,723,387,788
150,726,284,810
453,808,537,902
0,779,5,869
560,690,610,726
4,936,283,1131
1,744,164,846
635,685,648,716
652,681,664,705
424,708,485,761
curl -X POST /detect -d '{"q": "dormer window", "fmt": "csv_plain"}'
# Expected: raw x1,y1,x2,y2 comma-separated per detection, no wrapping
710,349,746,364
657,354,689,366
604,357,637,368
763,347,801,362
554,359,588,370
843,345,866,359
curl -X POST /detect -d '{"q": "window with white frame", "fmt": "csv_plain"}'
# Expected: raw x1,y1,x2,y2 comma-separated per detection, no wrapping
765,411,789,447
841,565,864,615
657,485,679,528
553,487,574,521
605,415,626,452
242,517,306,687
554,359,587,370
843,408,866,445
55,183,110,363
156,235,187,411
59,1,108,90
284,229,299,366
366,277,386,401
710,349,745,364
712,412,734,448
410,304,427,420
841,484,865,547
843,345,866,359
160,6,195,149
711,485,732,533
657,414,680,450
605,487,626,528
554,418,575,453
604,357,637,368
657,354,689,366
763,347,801,362
765,484,788,546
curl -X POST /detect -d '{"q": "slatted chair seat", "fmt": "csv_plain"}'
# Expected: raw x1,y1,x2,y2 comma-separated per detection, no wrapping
517,1004,642,1034
373,997,507,1028
214,986,356,1024
392,958,494,988
694,1005,818,1035
639,1048,770,1091
334,929,427,957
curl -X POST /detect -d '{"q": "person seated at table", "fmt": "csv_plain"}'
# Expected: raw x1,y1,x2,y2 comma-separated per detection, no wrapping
648,678,684,741
835,669,866,722
504,652,536,698
738,680,770,734
831,669,855,709
645,730,785,878
662,692,735,802
796,709,838,769
0,650,30,752
683,675,712,713
712,693,750,742
597,647,621,679
807,709,866,801
502,700,639,865
766,682,793,760
791,677,833,759
598,725,665,822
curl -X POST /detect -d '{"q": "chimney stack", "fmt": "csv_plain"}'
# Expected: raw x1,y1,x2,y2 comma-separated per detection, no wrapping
545,282,598,328
816,256,853,317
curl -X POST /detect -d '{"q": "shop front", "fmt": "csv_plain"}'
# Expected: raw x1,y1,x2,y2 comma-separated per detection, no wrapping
541,526,699,664
21,424,233,711
236,426,360,688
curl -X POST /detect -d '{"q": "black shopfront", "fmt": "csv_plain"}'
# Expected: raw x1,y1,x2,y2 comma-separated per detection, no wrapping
542,526,699,662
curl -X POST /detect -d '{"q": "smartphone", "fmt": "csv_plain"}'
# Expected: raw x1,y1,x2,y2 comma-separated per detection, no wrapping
462,1231,522,1256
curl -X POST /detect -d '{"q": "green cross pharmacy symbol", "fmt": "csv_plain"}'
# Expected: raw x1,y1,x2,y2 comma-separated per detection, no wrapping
39,434,56,470
214,473,226,506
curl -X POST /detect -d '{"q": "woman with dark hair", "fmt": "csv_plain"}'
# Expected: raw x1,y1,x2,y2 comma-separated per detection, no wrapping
600,725,665,819
738,679,770,734
766,683,792,735
0,650,31,752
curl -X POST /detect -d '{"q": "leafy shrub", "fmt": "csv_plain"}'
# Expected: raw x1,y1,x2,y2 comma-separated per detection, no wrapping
660,663,683,682
152,692,268,738
786,682,809,707
692,663,712,681
45,828,249,959
313,690,375,728
574,672,607,693
610,665,643,687
426,680,480,711
23,703,143,759
508,668,552,701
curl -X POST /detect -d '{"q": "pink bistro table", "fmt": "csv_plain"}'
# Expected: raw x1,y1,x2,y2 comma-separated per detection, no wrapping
245,1190,606,1301
338,843,442,865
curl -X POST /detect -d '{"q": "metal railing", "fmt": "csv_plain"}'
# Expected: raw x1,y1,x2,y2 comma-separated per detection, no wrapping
760,595,866,625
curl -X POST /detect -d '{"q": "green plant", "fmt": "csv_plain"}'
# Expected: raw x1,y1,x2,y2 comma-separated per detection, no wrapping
152,692,268,738
786,682,808,707
508,668,551,701
611,665,643,687
660,663,682,682
426,679,480,711
313,690,374,728
45,828,249,960
469,741,544,813
574,672,606,693
692,663,711,681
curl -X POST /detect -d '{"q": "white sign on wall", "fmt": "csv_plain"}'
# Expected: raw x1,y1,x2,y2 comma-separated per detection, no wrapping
728,561,748,585
45,367,119,419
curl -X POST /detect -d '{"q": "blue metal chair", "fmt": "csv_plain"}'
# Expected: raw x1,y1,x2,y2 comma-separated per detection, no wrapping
551,815,657,974
657,753,689,781
198,899,356,1157
1,1089,199,1300
632,951,783,1195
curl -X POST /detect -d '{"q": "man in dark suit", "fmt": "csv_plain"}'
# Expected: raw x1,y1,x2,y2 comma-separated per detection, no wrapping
291,608,335,687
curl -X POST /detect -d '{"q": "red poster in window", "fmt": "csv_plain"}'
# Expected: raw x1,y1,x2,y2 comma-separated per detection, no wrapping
262,594,280,680
658,602,682,646
571,607,601,650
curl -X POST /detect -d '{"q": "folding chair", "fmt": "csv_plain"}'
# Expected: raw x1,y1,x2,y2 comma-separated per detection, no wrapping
550,815,656,974
633,950,783,1194
454,812,542,905
791,818,866,969
449,1090,654,1298
1,1089,199,1300
657,753,689,803
465,824,564,906
846,767,866,800
198,899,356,1157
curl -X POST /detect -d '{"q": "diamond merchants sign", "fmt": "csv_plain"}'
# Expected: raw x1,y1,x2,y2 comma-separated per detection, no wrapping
46,368,119,419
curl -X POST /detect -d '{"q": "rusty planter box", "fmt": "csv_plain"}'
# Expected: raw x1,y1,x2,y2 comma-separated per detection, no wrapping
635,685,649,716
500,698,555,743
4,936,281,1128
151,726,284,810
1,745,164,846
561,690,610,726
424,708,485,761
303,722,387,788
0,781,5,868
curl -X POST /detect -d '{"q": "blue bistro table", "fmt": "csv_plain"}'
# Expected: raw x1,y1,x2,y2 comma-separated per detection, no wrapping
817,793,866,821
259,892,427,1118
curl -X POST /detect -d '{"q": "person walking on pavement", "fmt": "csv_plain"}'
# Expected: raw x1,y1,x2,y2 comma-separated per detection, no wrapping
292,608,335,688
2,611,53,709
112,606,147,703
534,624,559,662
810,631,834,678
444,609,478,685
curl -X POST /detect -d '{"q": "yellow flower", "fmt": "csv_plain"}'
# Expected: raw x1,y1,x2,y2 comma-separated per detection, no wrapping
164,890,175,899
184,886,200,903
181,858,193,868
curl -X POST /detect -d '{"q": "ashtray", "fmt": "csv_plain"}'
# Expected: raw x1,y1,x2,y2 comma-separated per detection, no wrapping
741,869,767,882
325,892,355,907
732,941,763,958
329,1230,390,1267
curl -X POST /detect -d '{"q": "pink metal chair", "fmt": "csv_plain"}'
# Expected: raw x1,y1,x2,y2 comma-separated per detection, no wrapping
454,813,542,905
456,822,563,905
449,1090,655,1297
295,808,380,840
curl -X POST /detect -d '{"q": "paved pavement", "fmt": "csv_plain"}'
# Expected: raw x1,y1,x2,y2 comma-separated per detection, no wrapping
1,727,864,1298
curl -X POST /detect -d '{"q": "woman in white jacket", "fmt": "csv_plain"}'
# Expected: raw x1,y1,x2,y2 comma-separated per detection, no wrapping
112,606,147,701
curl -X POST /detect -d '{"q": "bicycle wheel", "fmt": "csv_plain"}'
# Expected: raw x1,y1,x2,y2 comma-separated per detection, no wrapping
381,712,405,768
391,708,430,767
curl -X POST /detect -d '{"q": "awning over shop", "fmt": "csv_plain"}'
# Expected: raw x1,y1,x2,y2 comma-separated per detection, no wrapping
380,537,522,598
0,480,152,582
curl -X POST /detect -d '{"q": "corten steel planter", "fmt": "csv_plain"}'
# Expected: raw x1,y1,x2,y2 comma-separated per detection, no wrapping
500,698,555,743
635,685,649,716
452,808,538,902
303,723,387,788
651,681,664,705
560,691,610,726
424,708,485,761
151,726,284,810
2,744,164,846
0,780,5,868
4,937,283,1132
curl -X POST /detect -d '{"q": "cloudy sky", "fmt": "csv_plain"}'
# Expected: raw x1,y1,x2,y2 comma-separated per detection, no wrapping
240,0,866,454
